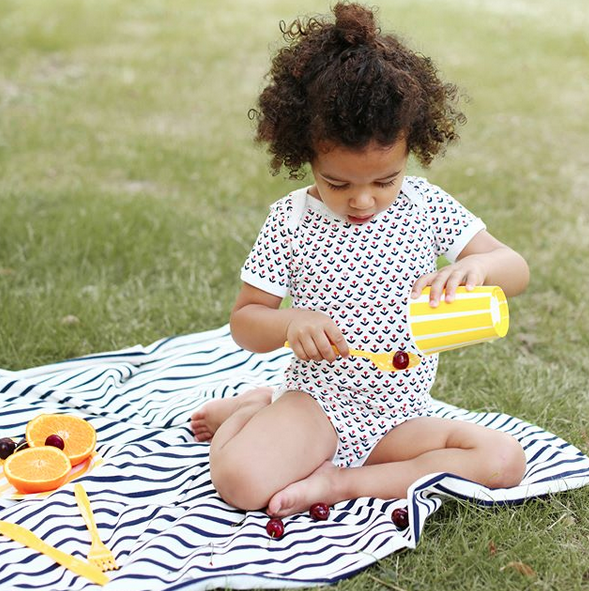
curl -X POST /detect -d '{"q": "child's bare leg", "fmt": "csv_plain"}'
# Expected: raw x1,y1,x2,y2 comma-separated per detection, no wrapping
206,388,275,452
209,390,338,511
190,387,273,442
267,417,526,517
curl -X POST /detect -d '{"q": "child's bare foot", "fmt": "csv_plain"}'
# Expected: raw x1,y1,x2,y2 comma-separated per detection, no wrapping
190,387,273,442
267,460,343,517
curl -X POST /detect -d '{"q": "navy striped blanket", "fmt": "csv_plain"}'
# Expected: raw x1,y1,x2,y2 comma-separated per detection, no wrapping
1,325,589,590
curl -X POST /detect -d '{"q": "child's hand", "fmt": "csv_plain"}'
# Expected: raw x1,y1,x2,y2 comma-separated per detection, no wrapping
411,257,487,307
286,310,349,362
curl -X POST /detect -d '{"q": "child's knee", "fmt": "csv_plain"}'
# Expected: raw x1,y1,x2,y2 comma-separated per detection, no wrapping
210,449,271,510
210,463,268,510
487,432,526,488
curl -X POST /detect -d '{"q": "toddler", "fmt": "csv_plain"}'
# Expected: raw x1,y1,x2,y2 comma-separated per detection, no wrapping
191,2,529,517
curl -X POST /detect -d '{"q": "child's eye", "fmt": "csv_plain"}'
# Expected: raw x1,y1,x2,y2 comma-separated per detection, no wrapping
326,182,348,191
325,178,397,191
375,179,397,188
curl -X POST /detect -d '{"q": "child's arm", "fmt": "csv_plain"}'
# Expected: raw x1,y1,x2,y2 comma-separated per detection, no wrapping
230,283,349,361
411,229,529,307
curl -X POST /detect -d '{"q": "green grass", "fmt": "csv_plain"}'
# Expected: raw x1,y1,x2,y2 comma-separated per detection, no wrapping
1,0,589,588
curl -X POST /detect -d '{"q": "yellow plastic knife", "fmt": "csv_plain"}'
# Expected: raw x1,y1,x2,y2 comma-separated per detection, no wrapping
0,520,109,586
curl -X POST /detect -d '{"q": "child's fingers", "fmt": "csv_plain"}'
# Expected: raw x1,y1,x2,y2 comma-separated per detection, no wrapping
300,321,347,362
441,270,467,302
315,335,339,362
464,269,483,290
296,332,335,362
412,266,485,307
326,326,348,358
293,331,346,362
286,314,346,362
288,339,308,361
446,269,484,299
427,272,454,307
300,334,326,361
287,333,315,361
411,273,435,299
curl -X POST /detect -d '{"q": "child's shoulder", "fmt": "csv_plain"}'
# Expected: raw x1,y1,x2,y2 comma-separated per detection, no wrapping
269,185,308,207
402,175,448,195
401,175,456,208
265,186,311,232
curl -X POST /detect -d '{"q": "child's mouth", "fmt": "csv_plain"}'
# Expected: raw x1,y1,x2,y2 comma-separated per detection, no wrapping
348,214,374,224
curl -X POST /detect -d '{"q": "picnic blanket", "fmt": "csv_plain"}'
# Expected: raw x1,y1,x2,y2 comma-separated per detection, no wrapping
1,324,589,591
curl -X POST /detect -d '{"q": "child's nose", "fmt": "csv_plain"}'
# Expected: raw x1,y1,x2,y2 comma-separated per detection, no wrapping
351,190,374,209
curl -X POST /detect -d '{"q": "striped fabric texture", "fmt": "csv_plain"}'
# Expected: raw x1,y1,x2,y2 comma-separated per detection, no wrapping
1,325,588,591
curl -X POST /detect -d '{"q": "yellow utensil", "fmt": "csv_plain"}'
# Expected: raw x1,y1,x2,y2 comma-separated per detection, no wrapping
74,483,119,571
0,520,109,586
342,346,421,372
284,342,420,372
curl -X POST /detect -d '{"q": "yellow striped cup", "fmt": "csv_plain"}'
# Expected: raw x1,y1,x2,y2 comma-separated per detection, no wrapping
409,286,509,356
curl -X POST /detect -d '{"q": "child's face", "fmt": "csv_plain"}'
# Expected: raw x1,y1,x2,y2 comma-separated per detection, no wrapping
309,138,409,224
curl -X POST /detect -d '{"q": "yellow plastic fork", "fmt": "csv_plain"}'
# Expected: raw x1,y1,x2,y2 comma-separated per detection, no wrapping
284,342,421,372
74,483,119,572
0,520,109,586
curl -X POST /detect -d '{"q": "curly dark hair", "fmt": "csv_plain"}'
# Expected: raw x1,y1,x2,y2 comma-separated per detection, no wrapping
250,2,466,179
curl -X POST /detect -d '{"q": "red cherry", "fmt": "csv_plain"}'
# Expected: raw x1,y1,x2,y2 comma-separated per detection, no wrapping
265,517,284,539
392,507,409,528
309,502,330,521
392,351,410,370
44,434,65,450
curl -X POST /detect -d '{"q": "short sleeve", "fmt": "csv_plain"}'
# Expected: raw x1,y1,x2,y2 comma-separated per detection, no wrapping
419,179,486,263
240,196,294,298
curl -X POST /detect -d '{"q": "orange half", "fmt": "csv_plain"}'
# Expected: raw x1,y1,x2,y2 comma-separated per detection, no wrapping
3,446,72,493
26,414,97,466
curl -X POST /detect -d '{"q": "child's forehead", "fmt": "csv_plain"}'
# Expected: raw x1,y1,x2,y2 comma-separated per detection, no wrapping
312,139,408,179
313,139,408,163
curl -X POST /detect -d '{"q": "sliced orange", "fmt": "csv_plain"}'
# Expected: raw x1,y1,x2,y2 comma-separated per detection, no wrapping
26,414,97,466
3,446,72,493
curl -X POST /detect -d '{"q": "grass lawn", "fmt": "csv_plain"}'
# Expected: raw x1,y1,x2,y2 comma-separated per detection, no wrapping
1,0,589,589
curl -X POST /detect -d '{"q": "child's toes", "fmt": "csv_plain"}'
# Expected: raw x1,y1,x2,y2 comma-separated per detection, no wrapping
191,409,205,421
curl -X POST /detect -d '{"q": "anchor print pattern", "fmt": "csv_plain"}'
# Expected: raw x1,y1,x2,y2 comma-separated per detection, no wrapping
242,176,486,467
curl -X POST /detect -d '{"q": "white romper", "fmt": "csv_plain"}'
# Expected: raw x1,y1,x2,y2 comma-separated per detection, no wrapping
241,176,486,468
